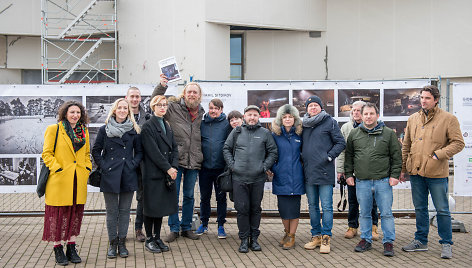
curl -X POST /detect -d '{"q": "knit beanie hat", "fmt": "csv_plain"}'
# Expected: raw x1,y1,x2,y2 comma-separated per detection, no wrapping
305,95,323,110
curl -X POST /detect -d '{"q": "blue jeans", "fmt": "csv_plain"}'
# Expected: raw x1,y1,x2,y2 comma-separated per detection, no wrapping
168,167,198,233
306,184,333,237
199,168,227,227
356,178,395,244
410,175,452,245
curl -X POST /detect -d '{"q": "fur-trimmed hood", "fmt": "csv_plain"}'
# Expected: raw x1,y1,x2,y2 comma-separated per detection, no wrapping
271,104,303,136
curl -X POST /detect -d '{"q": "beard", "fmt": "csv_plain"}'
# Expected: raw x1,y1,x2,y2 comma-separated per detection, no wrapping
185,98,200,109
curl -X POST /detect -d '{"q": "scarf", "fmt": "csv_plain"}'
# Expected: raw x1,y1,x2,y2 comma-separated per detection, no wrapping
156,116,166,135
302,110,327,127
105,117,134,138
62,120,86,152
187,106,199,122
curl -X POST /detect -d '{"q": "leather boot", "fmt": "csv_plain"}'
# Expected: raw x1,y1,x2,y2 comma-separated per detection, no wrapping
66,243,82,263
118,237,129,258
279,229,289,247
250,237,262,251
372,225,380,241
107,238,118,259
238,238,249,253
54,245,68,266
283,233,296,250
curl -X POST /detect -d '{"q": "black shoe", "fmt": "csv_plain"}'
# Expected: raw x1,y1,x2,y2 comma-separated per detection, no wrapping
53,245,69,266
66,243,82,263
164,232,180,243
181,230,200,240
155,238,169,252
145,238,162,253
354,239,372,252
250,238,262,251
107,238,118,259
239,238,249,253
383,242,395,257
118,237,129,258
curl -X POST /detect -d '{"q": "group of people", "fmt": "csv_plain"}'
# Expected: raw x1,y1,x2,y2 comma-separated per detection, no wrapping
40,82,464,266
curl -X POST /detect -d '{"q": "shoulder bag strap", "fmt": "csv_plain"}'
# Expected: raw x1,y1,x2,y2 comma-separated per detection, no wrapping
53,123,59,153
231,126,241,157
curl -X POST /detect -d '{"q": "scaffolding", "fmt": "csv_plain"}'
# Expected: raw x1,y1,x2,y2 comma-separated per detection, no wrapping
40,0,117,84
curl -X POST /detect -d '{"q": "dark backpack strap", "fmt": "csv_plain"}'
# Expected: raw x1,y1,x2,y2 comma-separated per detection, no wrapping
231,126,242,156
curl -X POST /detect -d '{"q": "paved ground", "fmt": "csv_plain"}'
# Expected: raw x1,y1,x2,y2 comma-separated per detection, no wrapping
0,213,471,267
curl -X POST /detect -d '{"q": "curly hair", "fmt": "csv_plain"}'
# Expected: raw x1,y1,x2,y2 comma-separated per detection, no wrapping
57,101,89,125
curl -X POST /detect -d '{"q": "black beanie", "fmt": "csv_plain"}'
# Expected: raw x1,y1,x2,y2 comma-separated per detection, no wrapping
305,95,323,109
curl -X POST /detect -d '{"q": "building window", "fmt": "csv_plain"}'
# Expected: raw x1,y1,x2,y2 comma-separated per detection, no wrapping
230,34,243,80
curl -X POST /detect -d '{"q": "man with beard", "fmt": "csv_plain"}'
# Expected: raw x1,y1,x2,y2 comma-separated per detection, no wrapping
223,105,278,253
152,76,205,242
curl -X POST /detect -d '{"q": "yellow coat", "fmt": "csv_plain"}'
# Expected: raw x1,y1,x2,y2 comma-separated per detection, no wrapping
42,123,92,206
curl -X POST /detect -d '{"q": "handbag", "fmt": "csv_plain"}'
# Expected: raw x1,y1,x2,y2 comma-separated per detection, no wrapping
217,126,241,193
88,168,102,187
36,124,59,198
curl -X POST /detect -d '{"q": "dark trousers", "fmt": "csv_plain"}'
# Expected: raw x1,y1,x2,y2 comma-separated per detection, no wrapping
199,167,227,226
135,174,144,230
347,184,379,228
233,180,265,240
144,216,163,239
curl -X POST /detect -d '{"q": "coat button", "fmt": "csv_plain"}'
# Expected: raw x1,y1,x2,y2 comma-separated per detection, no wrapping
123,146,126,149
74,161,76,163
111,157,113,160
123,158,125,160
109,168,111,170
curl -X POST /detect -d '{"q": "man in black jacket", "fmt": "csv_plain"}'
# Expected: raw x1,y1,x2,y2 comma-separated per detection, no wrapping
223,105,278,253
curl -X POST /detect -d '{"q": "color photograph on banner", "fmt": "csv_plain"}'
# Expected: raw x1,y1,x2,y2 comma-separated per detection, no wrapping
293,89,334,117
0,95,82,154
384,121,407,146
0,157,37,185
384,88,421,116
338,89,380,117
247,90,289,118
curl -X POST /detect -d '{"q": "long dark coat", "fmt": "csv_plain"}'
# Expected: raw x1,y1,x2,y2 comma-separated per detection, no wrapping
92,125,143,193
141,115,179,217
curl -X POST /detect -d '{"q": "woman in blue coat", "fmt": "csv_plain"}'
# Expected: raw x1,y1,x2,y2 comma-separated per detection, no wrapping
270,104,304,250
92,98,143,259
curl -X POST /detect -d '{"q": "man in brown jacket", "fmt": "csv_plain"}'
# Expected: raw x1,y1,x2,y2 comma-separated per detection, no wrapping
400,85,464,259
152,74,205,242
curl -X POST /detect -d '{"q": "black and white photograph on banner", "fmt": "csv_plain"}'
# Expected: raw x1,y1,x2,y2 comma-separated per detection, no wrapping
384,121,408,146
247,90,289,119
88,126,100,170
141,95,152,115
384,88,421,116
338,89,380,117
0,96,82,154
0,157,37,185
86,96,121,124
159,56,181,83
293,89,335,117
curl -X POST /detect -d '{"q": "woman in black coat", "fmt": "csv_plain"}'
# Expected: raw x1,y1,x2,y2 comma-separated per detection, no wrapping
92,98,143,259
140,95,179,254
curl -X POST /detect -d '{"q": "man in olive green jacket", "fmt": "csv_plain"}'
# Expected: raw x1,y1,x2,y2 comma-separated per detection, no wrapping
400,85,464,259
152,74,205,242
345,103,402,257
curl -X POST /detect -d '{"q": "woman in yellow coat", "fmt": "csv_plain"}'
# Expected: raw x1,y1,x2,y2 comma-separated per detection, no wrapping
41,101,92,266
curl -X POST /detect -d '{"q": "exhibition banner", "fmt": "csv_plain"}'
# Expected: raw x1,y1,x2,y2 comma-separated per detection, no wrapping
0,80,431,193
452,83,472,196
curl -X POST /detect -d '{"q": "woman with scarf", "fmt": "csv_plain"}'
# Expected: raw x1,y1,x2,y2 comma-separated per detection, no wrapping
42,101,92,266
92,98,143,259
140,95,178,254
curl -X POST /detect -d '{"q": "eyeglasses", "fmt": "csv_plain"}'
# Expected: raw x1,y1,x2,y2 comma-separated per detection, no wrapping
155,104,168,108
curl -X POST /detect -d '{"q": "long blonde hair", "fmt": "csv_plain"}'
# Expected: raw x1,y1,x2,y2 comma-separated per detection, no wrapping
106,98,141,133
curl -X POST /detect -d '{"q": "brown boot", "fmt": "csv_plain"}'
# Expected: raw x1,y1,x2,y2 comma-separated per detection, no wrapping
136,229,146,242
344,227,358,239
372,225,380,241
304,235,321,250
279,229,289,247
282,233,295,250
320,235,331,254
